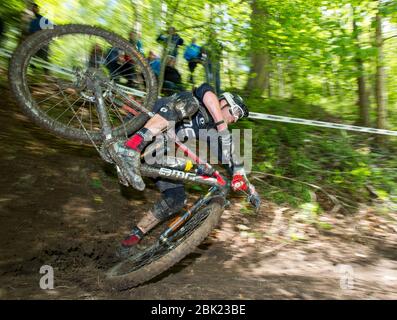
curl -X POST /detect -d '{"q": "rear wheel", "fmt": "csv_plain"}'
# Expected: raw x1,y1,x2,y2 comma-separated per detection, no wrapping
9,24,157,144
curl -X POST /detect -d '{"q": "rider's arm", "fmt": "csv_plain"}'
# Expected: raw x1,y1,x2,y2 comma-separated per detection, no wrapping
203,92,228,132
194,83,227,132
212,126,261,211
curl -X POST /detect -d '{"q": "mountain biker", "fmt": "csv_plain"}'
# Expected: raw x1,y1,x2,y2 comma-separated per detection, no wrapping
108,83,261,247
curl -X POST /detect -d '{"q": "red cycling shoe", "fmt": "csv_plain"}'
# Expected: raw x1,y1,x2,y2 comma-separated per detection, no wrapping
121,226,144,247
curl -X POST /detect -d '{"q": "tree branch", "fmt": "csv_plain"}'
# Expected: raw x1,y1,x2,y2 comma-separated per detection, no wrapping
251,171,348,212
383,34,397,43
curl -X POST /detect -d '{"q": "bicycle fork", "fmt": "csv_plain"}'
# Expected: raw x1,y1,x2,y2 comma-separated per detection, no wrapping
93,80,113,141
159,186,224,244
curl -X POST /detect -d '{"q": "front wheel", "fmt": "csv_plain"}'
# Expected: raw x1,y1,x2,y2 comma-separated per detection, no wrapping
9,24,157,144
104,197,225,290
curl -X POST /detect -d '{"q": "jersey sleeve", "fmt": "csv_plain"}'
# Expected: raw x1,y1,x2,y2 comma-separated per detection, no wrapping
193,83,215,103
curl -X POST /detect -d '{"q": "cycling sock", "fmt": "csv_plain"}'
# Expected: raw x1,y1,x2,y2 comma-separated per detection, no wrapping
121,226,144,247
125,127,153,152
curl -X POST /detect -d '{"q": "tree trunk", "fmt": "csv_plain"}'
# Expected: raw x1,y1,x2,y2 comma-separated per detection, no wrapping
158,0,180,95
246,52,270,94
244,0,271,96
375,8,387,133
267,68,272,98
278,62,285,98
352,8,370,126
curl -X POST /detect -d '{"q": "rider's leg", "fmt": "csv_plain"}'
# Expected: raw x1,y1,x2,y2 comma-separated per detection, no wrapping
123,113,170,155
111,93,198,190
109,114,169,190
121,181,186,247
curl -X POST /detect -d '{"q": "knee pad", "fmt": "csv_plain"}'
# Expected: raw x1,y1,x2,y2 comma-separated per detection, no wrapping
152,187,187,221
156,92,200,122
156,103,179,121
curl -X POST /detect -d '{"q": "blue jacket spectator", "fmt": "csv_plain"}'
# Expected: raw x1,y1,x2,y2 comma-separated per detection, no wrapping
184,38,202,84
148,51,161,77
184,40,201,62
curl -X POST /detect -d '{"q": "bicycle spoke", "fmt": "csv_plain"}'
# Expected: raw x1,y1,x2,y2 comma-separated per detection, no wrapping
35,90,62,105
43,91,73,115
66,99,87,127
105,96,128,138
55,88,83,121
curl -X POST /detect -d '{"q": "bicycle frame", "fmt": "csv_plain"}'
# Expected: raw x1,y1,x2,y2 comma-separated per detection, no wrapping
139,133,228,188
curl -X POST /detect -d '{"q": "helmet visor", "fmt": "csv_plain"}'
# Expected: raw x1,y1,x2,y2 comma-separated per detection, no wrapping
228,104,244,120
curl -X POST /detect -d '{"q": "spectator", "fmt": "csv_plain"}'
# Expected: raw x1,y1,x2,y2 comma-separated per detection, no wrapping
163,55,184,93
104,47,135,86
29,3,52,35
183,38,202,84
105,47,120,75
147,50,161,77
129,31,144,56
157,26,184,58
28,4,52,64
88,44,104,69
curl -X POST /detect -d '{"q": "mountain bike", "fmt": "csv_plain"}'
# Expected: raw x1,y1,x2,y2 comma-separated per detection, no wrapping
9,24,231,290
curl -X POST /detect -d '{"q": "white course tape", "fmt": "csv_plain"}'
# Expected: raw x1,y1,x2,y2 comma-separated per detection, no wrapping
249,112,397,137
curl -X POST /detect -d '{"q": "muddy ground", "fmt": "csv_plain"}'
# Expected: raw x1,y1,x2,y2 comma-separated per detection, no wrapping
0,68,397,299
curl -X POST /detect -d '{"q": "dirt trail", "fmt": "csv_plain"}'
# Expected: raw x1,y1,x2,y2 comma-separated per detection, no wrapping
0,71,397,299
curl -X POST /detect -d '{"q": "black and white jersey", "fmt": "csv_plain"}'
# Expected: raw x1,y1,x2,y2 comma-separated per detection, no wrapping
152,83,243,172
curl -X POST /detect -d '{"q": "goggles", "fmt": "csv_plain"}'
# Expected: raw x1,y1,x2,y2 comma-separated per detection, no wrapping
220,92,245,120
